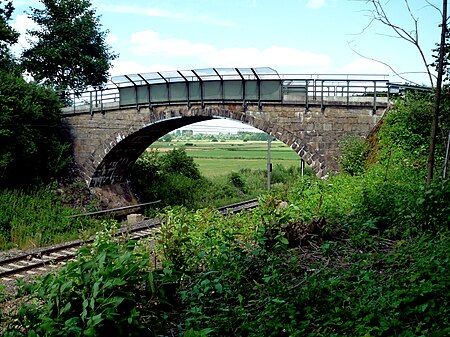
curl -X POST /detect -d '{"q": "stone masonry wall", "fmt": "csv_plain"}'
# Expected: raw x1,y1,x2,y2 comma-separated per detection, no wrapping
62,102,385,187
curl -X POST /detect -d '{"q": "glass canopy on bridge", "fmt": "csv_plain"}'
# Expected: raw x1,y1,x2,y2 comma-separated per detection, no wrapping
111,67,283,106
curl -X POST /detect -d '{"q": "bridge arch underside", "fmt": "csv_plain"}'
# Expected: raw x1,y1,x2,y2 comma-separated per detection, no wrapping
89,115,213,187
74,103,380,187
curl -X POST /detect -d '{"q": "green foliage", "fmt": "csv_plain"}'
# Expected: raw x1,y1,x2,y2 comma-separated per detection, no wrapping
228,171,246,192
21,0,117,97
5,90,450,335
153,178,450,336
378,93,434,168
0,186,100,250
0,71,71,187
131,149,204,207
159,148,201,180
0,0,19,71
3,226,173,336
338,135,368,175
270,163,309,184
131,148,302,210
414,178,450,231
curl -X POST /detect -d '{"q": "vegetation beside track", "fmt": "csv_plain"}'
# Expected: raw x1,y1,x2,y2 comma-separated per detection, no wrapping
2,92,450,336
0,137,305,250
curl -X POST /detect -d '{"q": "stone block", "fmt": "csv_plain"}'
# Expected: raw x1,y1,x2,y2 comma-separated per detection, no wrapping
127,213,145,225
323,123,332,131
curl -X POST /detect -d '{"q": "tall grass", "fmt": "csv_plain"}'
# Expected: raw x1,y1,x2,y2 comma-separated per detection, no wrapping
0,187,99,250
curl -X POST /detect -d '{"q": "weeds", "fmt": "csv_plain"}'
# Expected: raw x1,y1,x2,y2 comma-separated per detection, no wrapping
3,223,175,336
0,187,101,250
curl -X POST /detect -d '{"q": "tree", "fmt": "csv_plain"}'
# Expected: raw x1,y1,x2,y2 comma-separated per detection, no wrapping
0,0,19,71
361,0,448,185
427,0,447,184
21,0,117,99
160,148,201,180
0,70,70,187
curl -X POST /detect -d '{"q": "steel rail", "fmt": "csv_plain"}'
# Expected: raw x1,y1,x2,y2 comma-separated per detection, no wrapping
0,199,259,280
68,200,161,218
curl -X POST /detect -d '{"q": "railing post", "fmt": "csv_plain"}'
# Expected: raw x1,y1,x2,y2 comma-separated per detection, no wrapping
346,80,350,106
305,80,309,111
89,91,93,116
100,89,104,115
320,80,324,111
373,81,377,114
313,79,317,100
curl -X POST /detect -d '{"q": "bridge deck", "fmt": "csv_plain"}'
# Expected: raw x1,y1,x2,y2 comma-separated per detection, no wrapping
63,68,399,116
62,96,389,115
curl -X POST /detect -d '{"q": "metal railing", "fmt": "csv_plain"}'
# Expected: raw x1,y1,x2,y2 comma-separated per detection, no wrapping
62,68,429,115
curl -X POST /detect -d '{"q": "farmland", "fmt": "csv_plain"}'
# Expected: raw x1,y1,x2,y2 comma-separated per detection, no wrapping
149,140,302,177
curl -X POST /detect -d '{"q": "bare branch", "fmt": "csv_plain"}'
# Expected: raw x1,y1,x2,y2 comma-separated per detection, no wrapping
404,0,419,41
349,17,377,36
424,0,443,15
347,42,422,85
363,0,435,88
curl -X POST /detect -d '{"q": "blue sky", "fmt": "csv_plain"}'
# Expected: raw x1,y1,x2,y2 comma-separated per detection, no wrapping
10,0,444,133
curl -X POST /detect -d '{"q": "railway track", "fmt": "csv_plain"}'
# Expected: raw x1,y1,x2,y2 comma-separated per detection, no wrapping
0,199,259,282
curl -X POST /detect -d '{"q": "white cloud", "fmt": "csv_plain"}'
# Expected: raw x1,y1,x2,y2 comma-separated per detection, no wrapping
106,33,119,46
127,30,331,71
204,45,330,68
109,60,175,76
96,3,235,27
10,14,39,55
129,30,215,57
306,0,326,9
339,58,390,74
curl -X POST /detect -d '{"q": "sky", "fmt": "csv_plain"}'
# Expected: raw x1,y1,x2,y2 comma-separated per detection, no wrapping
10,0,444,133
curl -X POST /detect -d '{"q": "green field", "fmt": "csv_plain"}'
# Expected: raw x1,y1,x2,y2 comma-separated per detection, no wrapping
150,140,302,177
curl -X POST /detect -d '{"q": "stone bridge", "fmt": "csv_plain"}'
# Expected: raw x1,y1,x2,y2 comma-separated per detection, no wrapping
62,68,392,187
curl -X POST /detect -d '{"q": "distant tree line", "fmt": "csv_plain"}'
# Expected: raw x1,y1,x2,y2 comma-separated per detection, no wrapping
159,131,270,143
0,0,116,188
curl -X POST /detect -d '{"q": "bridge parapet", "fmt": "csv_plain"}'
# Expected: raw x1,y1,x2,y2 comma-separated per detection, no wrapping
63,68,394,116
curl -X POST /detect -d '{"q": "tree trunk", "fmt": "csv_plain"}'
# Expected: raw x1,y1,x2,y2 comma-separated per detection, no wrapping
427,0,447,186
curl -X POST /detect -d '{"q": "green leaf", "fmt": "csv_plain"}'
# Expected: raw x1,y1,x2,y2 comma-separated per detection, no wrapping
215,283,223,294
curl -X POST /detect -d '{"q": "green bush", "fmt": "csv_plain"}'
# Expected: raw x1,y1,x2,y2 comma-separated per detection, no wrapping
338,135,368,175
377,93,434,169
415,178,450,231
228,171,246,192
160,148,201,180
4,225,174,336
131,148,304,210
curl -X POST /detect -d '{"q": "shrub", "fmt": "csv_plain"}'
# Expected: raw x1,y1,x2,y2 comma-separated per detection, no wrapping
415,178,450,231
228,172,246,192
4,225,173,336
160,148,201,180
338,135,368,175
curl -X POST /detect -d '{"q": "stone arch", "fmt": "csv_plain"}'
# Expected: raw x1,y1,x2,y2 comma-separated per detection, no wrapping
87,105,324,187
